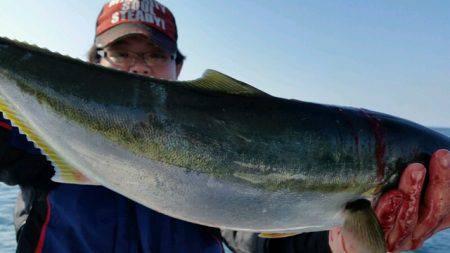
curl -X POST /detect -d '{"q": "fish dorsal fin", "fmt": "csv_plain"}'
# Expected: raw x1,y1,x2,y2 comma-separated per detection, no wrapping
183,69,269,96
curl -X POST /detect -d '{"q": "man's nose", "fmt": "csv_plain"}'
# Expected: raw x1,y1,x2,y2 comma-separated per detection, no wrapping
128,62,152,77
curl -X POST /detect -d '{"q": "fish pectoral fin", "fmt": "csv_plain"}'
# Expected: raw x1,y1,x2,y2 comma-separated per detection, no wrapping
343,199,386,253
258,232,300,239
184,69,269,96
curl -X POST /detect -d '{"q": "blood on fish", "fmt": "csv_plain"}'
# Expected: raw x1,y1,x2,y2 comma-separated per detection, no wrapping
74,171,89,182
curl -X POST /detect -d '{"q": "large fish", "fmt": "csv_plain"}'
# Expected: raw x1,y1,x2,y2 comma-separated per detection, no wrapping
0,37,449,252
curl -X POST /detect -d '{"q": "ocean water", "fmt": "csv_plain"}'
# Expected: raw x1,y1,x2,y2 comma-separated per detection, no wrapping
0,183,18,252
0,128,449,252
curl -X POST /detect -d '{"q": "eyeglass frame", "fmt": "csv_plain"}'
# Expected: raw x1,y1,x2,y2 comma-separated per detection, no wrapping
96,48,177,68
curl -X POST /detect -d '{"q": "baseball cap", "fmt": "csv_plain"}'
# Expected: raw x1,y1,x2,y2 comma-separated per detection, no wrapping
95,0,178,53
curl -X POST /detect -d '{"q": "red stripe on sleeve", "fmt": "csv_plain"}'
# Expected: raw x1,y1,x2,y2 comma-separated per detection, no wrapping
35,196,52,253
0,121,12,130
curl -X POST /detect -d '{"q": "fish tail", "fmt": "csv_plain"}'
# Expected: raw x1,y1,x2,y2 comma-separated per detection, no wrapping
343,199,386,253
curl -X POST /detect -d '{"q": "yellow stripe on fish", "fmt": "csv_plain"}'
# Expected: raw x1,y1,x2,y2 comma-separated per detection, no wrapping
0,98,93,185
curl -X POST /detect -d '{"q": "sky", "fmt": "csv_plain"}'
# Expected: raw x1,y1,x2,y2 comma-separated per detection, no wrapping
0,0,449,127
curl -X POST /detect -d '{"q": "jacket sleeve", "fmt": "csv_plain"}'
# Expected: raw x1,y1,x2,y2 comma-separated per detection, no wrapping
221,230,332,253
0,113,54,186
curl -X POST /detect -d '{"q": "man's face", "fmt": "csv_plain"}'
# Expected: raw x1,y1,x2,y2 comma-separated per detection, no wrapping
99,35,182,81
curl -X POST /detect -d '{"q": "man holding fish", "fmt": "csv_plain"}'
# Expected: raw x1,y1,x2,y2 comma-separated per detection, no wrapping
0,0,449,252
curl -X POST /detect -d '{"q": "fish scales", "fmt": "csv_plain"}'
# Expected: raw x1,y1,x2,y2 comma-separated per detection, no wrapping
0,36,449,239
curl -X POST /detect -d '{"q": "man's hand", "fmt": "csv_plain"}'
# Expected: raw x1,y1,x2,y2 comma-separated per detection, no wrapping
376,149,450,251
329,149,450,252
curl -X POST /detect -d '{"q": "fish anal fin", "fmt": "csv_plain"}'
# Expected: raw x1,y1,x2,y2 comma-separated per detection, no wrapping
343,199,386,253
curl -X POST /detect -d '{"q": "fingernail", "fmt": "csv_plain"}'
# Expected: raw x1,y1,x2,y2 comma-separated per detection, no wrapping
440,152,450,168
411,170,424,183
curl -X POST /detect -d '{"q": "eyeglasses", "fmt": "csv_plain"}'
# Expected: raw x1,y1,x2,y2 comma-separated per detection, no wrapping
97,49,176,68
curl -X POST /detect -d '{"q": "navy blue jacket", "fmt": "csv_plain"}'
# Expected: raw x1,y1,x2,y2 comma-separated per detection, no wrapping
34,184,223,253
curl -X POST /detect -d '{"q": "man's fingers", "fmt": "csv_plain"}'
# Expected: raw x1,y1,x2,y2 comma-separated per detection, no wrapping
436,214,450,232
387,163,426,251
412,214,450,250
412,149,450,248
328,227,344,253
329,226,373,253
375,190,404,238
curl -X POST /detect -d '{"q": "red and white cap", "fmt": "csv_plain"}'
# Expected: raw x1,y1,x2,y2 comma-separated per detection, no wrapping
95,0,178,53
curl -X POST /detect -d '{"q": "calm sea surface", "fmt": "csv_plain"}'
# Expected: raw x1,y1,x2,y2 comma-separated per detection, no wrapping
1,128,449,252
